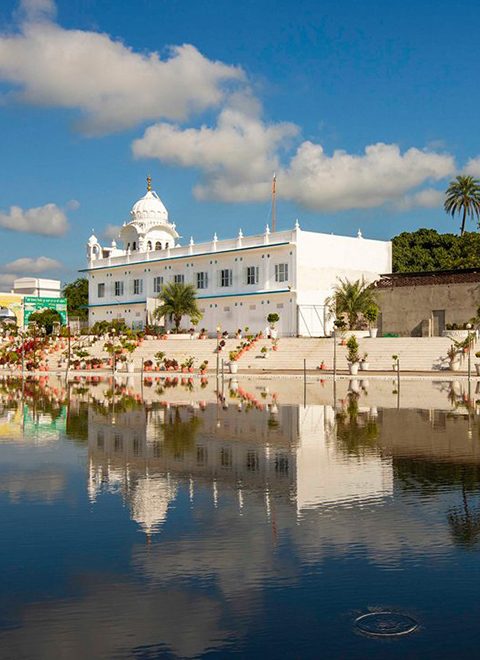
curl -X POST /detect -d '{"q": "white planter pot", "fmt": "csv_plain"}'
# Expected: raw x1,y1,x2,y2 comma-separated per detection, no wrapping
348,379,360,393
229,362,238,374
475,364,480,376
450,360,460,372
270,328,278,340
360,362,369,371
348,362,359,375
369,328,378,338
127,362,135,374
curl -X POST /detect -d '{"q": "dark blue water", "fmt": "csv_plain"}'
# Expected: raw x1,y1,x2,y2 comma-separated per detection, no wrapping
1,376,480,658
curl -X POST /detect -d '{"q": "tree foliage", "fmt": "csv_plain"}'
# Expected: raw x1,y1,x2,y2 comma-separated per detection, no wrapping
328,277,377,330
63,278,88,320
29,309,62,335
154,281,202,332
392,229,480,272
444,175,480,235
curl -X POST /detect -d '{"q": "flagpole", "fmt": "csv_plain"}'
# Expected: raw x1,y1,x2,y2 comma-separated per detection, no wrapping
271,173,277,233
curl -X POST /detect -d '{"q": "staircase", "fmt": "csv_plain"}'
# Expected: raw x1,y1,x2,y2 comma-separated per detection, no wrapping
13,335,477,374
235,336,475,372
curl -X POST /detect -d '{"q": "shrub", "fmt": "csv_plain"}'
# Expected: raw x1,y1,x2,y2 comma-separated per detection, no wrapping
267,313,279,325
364,304,379,325
346,335,360,363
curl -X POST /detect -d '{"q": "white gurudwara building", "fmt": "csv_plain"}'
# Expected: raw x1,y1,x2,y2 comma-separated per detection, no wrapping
84,178,392,336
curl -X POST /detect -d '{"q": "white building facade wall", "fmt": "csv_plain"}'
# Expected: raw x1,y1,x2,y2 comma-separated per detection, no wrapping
84,185,392,337
86,230,299,336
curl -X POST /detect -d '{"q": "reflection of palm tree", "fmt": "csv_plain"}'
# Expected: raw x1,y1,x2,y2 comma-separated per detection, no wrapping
162,408,202,457
335,393,379,455
448,467,480,548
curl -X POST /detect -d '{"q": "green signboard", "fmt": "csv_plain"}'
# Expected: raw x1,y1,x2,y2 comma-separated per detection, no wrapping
23,296,68,325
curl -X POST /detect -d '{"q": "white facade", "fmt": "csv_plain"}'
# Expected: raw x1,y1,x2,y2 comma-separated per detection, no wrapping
84,181,392,336
12,278,61,298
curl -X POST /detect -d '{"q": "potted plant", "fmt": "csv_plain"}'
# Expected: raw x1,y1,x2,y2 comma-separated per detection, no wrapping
392,354,399,371
122,339,137,373
261,346,269,359
155,351,165,370
447,345,460,371
229,350,239,373
346,335,360,375
475,352,480,376
360,352,369,371
365,304,379,338
199,360,208,375
267,313,279,340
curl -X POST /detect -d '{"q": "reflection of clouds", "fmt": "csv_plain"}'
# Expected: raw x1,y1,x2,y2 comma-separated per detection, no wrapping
0,581,230,659
0,468,65,502
131,484,451,606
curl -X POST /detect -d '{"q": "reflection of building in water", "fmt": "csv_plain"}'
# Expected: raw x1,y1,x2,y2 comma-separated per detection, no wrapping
87,401,393,533
0,402,66,444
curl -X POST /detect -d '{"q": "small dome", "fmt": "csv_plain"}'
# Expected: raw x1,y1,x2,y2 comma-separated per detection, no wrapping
131,190,168,223
88,233,98,245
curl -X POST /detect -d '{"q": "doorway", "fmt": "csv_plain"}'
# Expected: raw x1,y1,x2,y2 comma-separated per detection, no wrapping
432,309,445,336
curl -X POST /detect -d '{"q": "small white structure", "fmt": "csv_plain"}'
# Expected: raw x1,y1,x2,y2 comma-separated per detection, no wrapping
13,278,61,298
84,178,392,336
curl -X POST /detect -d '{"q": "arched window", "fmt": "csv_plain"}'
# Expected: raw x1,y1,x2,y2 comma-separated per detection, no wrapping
132,241,137,251
165,242,169,249
155,241,162,250
147,241,152,251
127,243,130,251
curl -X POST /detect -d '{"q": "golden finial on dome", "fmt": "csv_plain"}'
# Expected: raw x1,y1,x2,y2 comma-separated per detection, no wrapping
146,175,152,192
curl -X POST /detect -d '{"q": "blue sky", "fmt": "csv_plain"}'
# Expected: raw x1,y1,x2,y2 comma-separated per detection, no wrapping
0,0,479,287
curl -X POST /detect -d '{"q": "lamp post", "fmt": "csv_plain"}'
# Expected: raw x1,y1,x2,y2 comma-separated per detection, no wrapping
216,324,221,379
467,323,472,400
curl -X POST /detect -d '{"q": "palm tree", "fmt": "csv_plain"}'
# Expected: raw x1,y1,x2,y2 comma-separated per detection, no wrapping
444,175,480,235
328,277,377,330
154,281,202,333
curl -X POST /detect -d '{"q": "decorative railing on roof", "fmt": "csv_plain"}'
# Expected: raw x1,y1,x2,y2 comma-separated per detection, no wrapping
89,228,296,269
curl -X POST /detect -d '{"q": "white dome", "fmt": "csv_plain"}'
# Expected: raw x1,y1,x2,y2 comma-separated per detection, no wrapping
131,475,177,535
130,190,168,224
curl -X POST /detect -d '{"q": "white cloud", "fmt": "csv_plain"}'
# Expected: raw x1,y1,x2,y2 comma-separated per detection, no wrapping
0,203,68,236
134,102,455,211
0,273,16,288
133,100,298,202
18,0,56,21
2,256,62,273
66,199,80,211
103,224,121,241
463,157,480,177
0,5,243,134
281,142,455,212
395,187,444,211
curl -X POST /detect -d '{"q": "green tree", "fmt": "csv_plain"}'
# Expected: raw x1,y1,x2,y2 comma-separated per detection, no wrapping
328,277,377,329
154,281,202,333
444,175,480,235
29,309,62,335
392,229,480,272
63,278,88,321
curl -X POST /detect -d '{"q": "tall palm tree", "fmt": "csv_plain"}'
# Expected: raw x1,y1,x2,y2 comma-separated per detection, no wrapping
154,282,202,333
328,277,377,330
444,175,480,235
